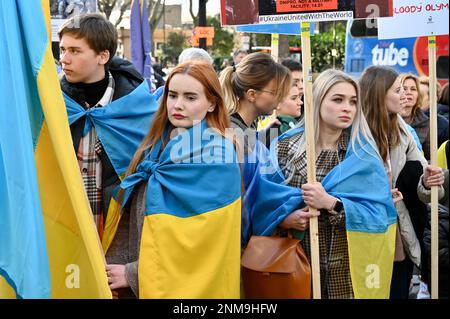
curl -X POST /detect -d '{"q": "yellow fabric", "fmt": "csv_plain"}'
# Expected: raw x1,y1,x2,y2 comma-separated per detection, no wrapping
437,140,448,169
257,112,277,131
35,44,111,298
0,276,16,299
139,198,242,299
41,0,51,44
347,223,396,299
102,198,122,253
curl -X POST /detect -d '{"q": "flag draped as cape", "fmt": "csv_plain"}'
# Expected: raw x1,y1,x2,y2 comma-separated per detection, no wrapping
248,127,397,298
104,121,242,298
64,81,157,177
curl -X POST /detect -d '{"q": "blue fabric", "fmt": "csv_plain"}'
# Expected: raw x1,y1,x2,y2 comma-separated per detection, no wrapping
236,22,314,35
64,82,156,176
130,0,156,91
119,120,241,217
0,0,51,298
242,138,303,244
154,85,164,102
322,142,397,233
247,127,396,239
406,123,423,151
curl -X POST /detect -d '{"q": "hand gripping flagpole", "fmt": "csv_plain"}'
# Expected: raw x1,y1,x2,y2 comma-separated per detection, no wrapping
301,22,321,299
428,35,439,299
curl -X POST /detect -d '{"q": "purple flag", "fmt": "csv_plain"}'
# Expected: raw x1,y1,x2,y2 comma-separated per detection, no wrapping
130,0,156,91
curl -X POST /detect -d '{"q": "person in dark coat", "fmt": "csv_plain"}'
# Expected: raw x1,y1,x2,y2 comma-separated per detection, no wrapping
438,83,449,121
418,76,449,148
422,186,449,299
58,13,146,237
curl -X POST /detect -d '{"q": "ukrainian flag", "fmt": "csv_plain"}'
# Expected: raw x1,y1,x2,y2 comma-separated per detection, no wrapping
321,139,397,299
0,0,110,298
250,128,397,298
104,121,242,298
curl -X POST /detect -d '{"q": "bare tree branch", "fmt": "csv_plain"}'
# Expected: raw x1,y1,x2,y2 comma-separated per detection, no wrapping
149,0,162,24
98,0,131,25
114,0,131,27
189,0,196,23
189,0,208,25
98,0,117,20
149,0,164,31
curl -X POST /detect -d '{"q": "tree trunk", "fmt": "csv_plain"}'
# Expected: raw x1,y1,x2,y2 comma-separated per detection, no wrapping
278,34,290,61
198,0,207,49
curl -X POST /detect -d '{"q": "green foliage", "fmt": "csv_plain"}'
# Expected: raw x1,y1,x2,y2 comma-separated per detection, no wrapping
208,16,234,58
286,22,346,72
162,32,187,65
309,21,346,72
254,33,271,48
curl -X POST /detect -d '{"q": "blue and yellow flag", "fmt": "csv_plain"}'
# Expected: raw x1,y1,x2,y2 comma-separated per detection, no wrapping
321,139,397,299
104,121,242,298
249,128,397,298
0,0,110,298
64,81,156,177
241,138,304,245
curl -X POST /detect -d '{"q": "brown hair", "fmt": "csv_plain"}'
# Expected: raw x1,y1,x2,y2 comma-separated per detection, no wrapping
219,52,291,114
116,61,233,206
58,13,118,65
359,66,401,163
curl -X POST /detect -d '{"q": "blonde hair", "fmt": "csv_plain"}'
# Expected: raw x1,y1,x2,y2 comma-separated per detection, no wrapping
419,75,442,101
219,52,291,114
398,73,423,118
282,69,379,180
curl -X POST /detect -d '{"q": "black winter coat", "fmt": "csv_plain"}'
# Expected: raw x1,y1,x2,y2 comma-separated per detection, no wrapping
60,56,143,215
423,204,449,298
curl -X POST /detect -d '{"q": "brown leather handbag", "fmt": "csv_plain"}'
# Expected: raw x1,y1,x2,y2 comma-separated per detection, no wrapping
241,231,311,299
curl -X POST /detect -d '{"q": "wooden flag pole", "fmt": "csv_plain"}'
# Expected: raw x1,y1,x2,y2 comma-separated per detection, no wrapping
271,33,280,62
428,35,439,299
300,22,321,299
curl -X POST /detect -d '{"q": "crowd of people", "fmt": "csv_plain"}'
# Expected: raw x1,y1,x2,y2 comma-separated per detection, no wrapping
57,13,448,299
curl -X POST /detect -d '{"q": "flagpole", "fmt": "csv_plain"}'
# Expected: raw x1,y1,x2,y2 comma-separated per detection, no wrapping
271,33,279,62
428,35,439,299
301,21,321,299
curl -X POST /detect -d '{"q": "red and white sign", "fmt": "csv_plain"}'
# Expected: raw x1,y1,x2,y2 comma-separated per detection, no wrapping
275,0,338,13
378,0,449,39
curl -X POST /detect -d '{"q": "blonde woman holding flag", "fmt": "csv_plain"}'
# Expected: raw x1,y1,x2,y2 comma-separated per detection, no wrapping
275,69,397,298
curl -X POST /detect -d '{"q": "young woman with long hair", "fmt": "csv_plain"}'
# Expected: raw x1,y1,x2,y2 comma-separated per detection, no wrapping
359,66,445,299
103,61,242,299
275,69,396,298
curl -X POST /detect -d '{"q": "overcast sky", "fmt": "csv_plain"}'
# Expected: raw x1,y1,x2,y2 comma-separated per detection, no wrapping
164,0,221,22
